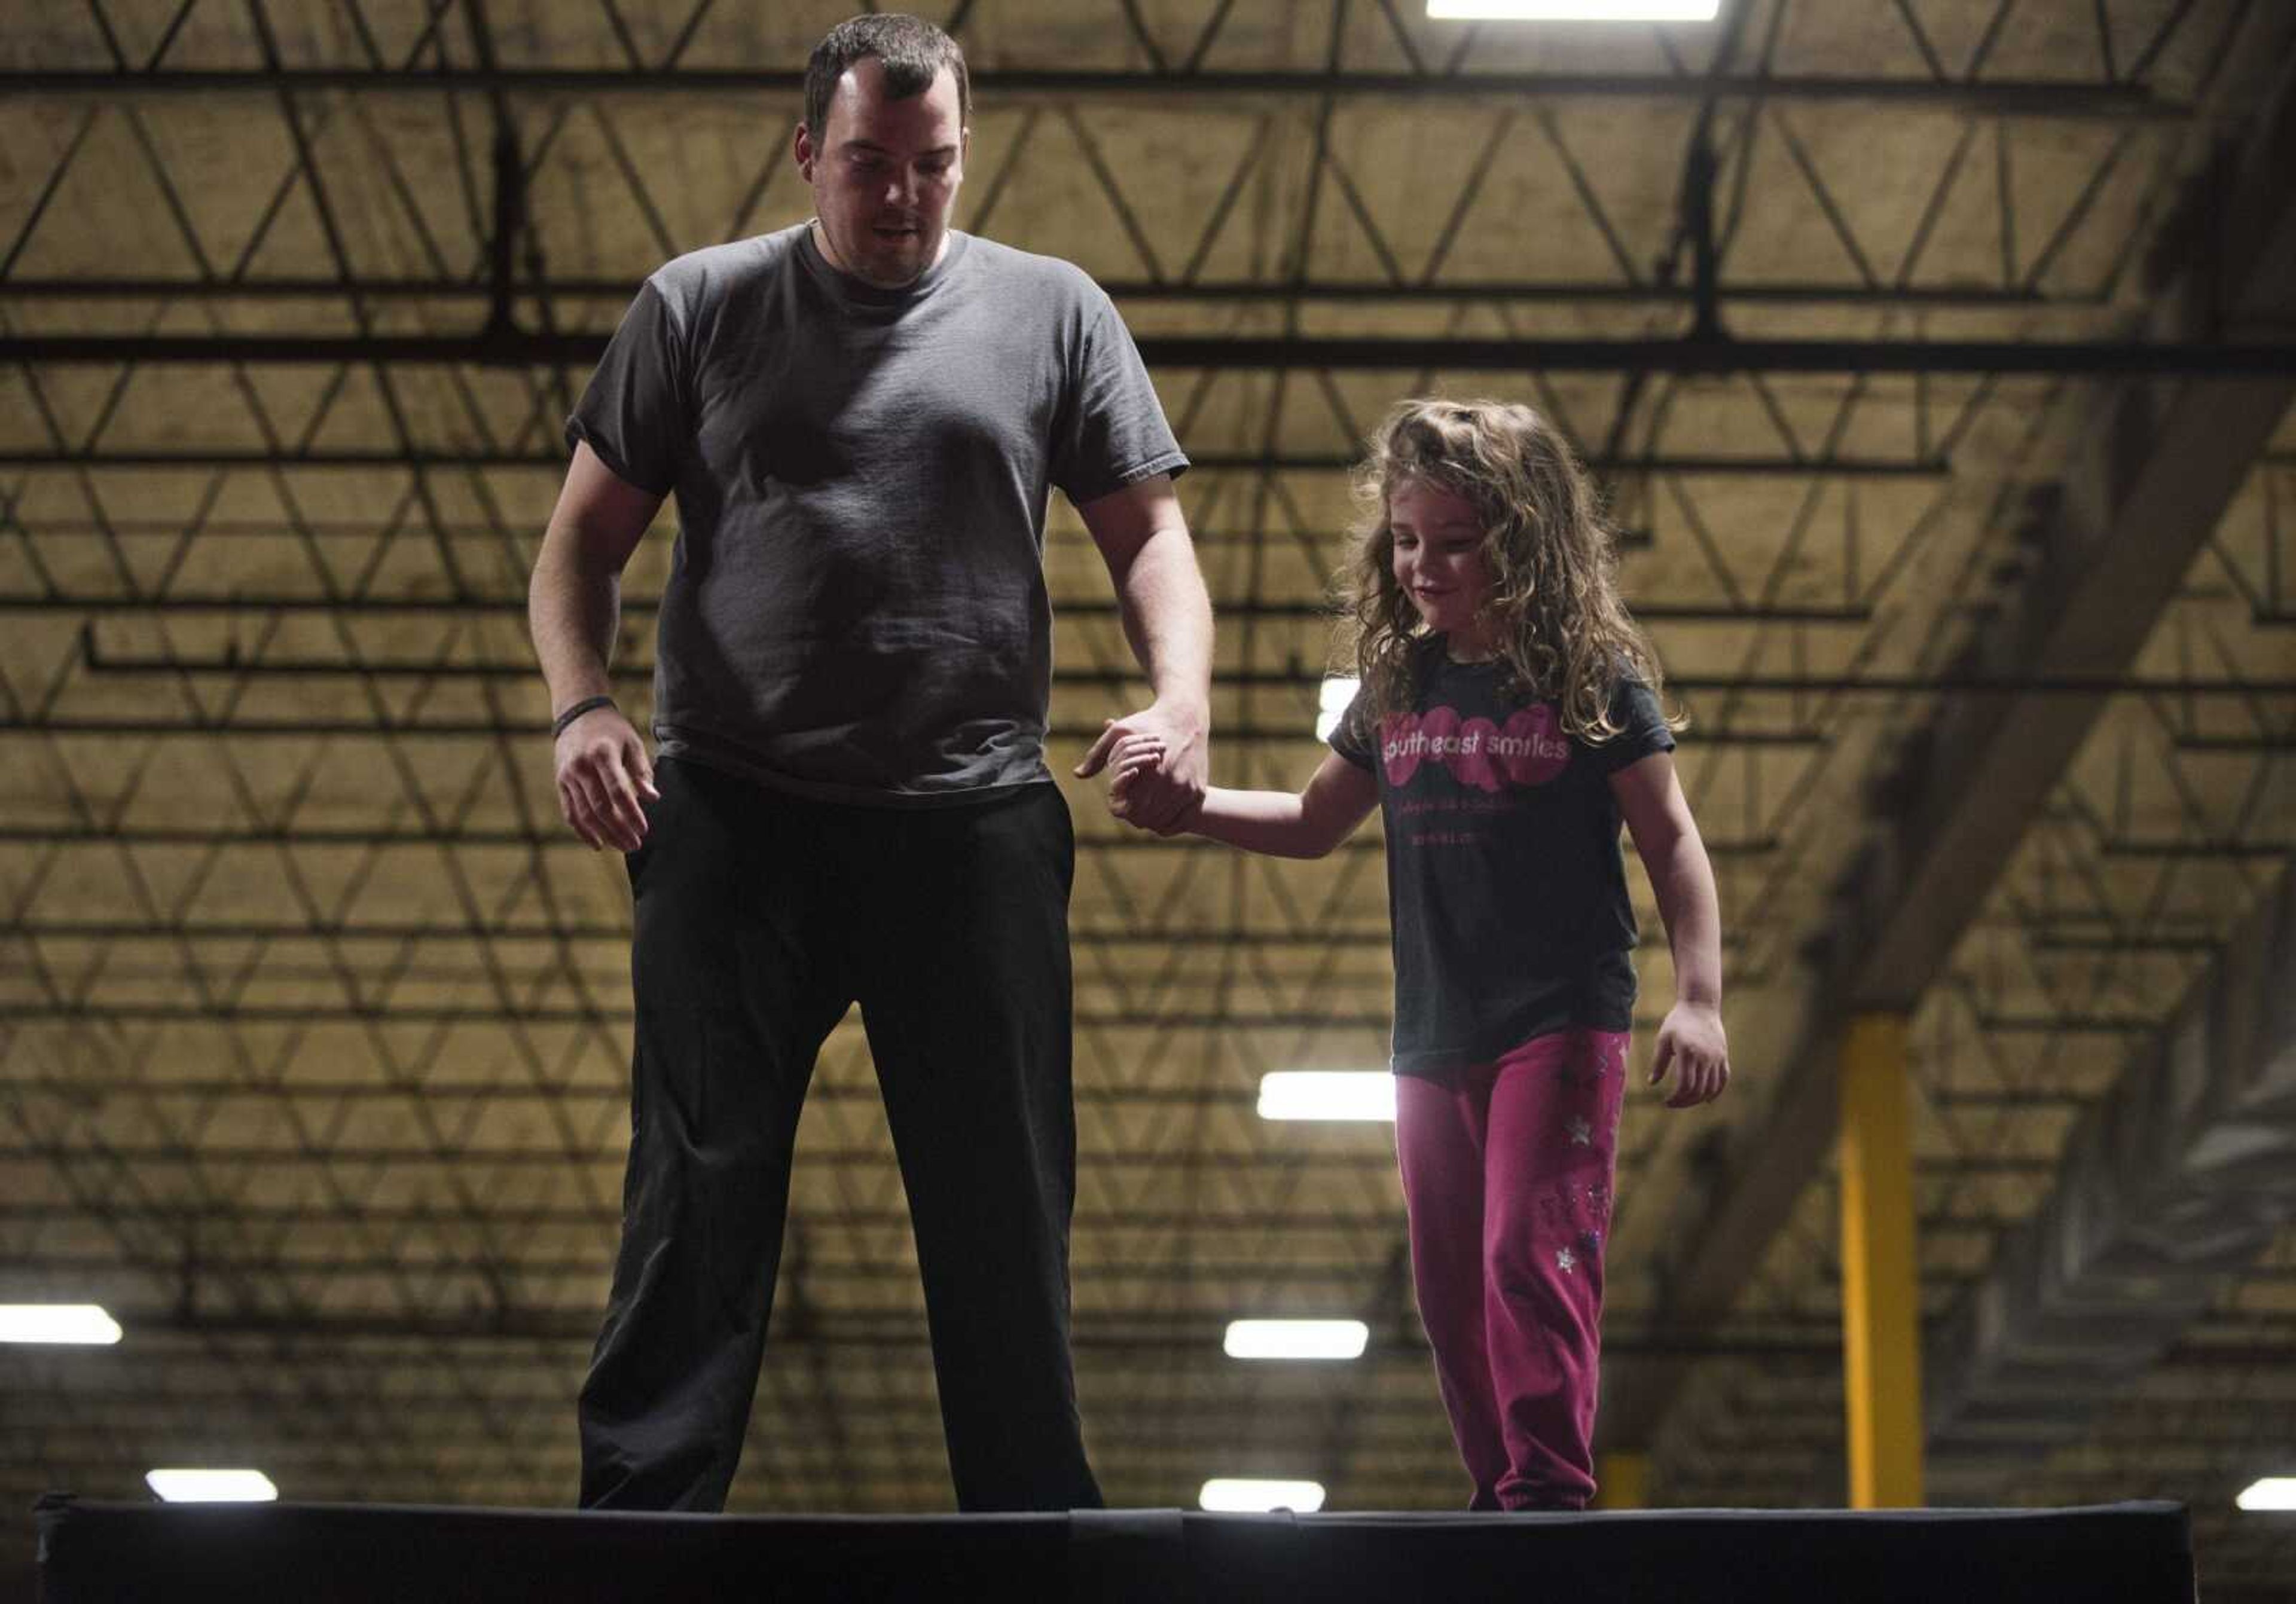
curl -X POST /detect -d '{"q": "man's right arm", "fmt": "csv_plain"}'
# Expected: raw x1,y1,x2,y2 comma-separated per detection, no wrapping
530,441,665,853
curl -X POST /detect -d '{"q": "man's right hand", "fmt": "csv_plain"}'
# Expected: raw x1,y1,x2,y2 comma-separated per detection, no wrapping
554,703,660,852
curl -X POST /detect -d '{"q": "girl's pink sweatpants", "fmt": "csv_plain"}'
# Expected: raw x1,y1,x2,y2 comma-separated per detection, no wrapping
1394,1026,1630,1511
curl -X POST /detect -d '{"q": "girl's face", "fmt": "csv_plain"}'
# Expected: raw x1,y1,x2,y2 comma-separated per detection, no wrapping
1388,477,1495,652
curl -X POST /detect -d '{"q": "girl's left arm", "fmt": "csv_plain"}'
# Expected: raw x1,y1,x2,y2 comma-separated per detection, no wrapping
1611,751,1731,1108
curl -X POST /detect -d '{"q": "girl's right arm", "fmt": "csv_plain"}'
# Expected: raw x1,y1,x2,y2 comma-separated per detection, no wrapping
1112,747,1379,859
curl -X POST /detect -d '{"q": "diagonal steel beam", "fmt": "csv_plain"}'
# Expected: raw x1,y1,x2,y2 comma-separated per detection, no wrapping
1923,853,2296,1496
1601,42,2296,1456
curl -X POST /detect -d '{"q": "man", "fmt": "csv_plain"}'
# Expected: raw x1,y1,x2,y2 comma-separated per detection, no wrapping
527,13,1211,1513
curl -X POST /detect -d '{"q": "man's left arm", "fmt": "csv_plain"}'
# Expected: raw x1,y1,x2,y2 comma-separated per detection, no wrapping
1073,472,1213,832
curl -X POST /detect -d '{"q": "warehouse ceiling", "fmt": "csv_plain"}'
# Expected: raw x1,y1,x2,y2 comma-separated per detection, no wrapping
2,0,2293,1595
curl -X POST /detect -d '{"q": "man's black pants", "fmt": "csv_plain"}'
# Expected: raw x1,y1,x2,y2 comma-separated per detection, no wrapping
577,757,1101,1512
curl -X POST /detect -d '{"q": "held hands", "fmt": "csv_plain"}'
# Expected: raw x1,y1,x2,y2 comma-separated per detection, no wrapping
1076,701,1207,833
553,703,660,853
1649,1000,1730,1108
1104,732,1202,835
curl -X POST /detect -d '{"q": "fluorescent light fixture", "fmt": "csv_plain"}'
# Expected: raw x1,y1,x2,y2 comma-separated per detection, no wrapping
146,1469,279,1503
1201,1478,1328,1513
2236,1477,2296,1511
1429,1,1720,19
1257,1070,1395,1122
1315,677,1359,742
0,1304,123,1345
1225,1319,1370,1360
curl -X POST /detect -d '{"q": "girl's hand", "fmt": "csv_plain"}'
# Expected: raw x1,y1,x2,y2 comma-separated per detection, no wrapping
1109,736,1199,835
1107,735,1163,824
1650,1001,1729,1108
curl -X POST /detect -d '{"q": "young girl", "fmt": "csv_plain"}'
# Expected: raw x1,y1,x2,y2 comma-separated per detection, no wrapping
1111,398,1729,1513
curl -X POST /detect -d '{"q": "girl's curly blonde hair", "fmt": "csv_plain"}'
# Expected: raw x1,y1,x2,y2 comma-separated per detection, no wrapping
1341,397,1678,745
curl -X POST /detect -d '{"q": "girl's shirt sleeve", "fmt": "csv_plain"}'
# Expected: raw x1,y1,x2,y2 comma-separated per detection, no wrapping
1595,674,1677,774
1328,681,1378,772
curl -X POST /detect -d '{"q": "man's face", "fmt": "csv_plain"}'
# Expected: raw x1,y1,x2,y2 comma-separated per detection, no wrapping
793,57,967,289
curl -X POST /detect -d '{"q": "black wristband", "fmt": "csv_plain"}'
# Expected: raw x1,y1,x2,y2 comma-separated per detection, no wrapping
551,695,616,738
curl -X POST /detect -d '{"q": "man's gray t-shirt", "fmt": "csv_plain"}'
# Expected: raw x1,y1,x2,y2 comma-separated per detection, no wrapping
567,224,1189,805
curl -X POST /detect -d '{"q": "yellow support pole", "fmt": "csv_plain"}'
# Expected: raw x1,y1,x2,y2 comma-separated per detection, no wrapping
1839,1011,1924,1509
1593,1451,1649,1510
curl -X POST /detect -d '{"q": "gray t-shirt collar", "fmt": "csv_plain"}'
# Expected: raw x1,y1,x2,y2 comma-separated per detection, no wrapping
794,221,972,310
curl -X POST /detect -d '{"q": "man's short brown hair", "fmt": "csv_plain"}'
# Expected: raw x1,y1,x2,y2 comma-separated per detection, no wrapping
804,14,970,142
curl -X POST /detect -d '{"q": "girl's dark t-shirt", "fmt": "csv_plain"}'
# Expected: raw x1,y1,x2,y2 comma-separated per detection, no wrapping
1330,642,1675,1077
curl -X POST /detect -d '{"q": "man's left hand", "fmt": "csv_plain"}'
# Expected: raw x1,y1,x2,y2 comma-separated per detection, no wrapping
1076,699,1207,831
